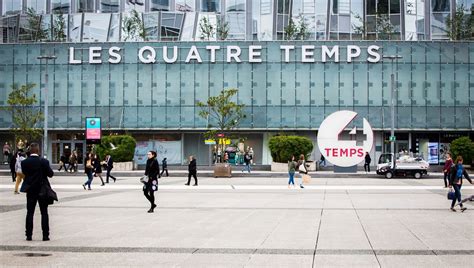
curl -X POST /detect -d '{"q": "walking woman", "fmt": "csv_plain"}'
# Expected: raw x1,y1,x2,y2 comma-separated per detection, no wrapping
297,154,308,189
288,155,296,188
82,153,94,190
449,156,473,212
443,153,453,188
143,151,159,213
93,154,105,186
14,150,26,194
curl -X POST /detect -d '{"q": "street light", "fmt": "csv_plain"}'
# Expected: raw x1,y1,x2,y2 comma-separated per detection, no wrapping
382,55,402,157
37,55,57,159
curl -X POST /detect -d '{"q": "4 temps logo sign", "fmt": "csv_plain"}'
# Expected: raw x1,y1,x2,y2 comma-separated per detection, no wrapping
317,111,374,167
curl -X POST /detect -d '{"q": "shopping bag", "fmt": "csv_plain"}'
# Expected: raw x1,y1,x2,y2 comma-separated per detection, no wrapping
302,174,311,184
447,189,455,200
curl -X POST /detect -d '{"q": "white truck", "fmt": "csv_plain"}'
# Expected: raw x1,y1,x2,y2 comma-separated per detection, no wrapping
376,153,430,179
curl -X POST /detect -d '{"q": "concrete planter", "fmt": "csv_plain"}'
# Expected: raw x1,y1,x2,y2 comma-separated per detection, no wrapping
271,161,316,172
214,163,232,178
113,161,134,171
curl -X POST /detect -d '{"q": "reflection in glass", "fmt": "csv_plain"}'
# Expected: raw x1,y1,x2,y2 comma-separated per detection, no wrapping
226,12,246,40
3,0,22,15
176,0,194,12
161,12,184,40
125,0,145,12
201,0,221,12
226,0,245,12
27,0,47,14
69,14,82,42
431,0,450,12
151,0,170,11
52,0,70,14
83,14,110,42
101,0,120,13
108,13,120,41
143,12,160,41
77,0,95,12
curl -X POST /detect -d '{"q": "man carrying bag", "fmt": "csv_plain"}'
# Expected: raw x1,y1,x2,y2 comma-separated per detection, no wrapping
20,143,55,241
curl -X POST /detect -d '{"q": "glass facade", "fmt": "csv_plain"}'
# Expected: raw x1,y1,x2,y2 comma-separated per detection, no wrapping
0,41,472,132
2,0,472,43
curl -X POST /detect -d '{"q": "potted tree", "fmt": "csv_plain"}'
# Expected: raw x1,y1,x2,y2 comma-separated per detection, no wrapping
197,88,246,177
268,135,314,172
95,135,137,171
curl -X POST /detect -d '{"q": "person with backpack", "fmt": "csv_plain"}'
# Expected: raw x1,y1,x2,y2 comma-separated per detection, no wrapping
297,154,308,189
14,150,26,194
449,156,473,212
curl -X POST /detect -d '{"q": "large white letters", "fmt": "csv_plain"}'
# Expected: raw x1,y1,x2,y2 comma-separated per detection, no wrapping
163,46,178,63
108,47,121,64
322,45,339,62
139,46,156,63
69,47,81,64
301,45,315,63
206,45,220,63
367,45,381,63
248,46,262,63
227,46,241,63
186,46,202,63
280,45,295,63
346,45,361,63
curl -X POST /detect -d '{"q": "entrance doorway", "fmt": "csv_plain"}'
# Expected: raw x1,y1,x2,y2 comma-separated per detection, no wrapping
51,141,85,164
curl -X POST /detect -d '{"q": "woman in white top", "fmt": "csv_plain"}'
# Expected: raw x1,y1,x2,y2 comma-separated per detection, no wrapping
14,150,26,194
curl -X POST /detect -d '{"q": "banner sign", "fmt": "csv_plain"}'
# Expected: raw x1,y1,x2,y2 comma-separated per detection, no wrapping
134,140,182,165
317,111,374,167
85,117,101,144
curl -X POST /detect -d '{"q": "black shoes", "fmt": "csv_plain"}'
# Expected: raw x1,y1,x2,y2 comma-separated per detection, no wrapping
43,237,50,241
185,183,189,186
101,183,105,186
82,184,86,190
148,204,157,213
193,184,198,186
113,178,116,183
26,236,32,241
461,207,467,212
450,207,456,212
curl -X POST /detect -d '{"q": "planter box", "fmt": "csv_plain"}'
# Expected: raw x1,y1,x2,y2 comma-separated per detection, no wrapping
113,161,134,171
214,163,232,178
271,161,316,172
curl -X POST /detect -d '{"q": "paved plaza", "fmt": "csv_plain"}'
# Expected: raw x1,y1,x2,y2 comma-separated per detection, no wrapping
0,173,473,267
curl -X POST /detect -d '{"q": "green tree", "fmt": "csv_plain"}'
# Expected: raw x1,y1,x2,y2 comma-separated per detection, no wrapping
2,84,44,143
95,135,137,162
268,135,314,163
52,12,66,42
217,16,229,40
450,137,474,165
26,7,48,41
284,17,298,40
197,89,246,163
446,4,473,40
284,14,311,40
122,9,146,41
295,14,310,40
376,13,395,40
199,16,215,40
352,12,366,39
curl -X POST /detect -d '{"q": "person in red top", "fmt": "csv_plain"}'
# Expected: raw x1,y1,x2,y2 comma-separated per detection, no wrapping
443,153,453,188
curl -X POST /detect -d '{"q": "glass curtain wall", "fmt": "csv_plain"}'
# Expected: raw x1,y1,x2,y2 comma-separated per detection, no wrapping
366,0,401,40
252,0,274,40
201,0,221,12
405,0,425,40
176,0,195,11
77,0,96,12
52,0,71,13
226,0,246,40
100,0,120,12
2,0,22,15
277,0,291,40
151,0,170,11
431,0,450,39
26,0,47,14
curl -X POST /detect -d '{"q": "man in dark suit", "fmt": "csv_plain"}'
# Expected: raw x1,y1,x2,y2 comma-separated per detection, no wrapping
20,143,54,241
105,154,116,183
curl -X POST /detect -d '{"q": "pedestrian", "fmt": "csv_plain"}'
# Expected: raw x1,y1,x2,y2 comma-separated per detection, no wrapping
448,156,473,212
58,154,67,172
68,151,77,172
14,149,26,194
223,152,229,163
3,141,11,164
20,143,54,241
105,153,117,183
249,147,254,165
160,157,169,177
319,154,326,167
82,153,94,190
242,152,251,173
443,153,453,188
9,150,17,182
297,154,308,189
185,155,198,186
364,152,371,173
288,155,296,188
93,154,105,186
143,151,159,213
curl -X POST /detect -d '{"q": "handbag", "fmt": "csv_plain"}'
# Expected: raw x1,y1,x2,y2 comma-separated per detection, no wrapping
140,175,149,184
447,189,455,200
86,160,93,169
298,161,307,173
38,160,58,205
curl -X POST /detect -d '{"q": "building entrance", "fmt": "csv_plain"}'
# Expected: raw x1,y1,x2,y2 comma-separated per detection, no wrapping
51,141,85,164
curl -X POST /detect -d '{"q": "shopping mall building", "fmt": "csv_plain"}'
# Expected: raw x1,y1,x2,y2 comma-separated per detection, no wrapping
0,0,473,166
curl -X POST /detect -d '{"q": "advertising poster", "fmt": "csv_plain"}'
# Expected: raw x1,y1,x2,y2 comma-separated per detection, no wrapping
134,141,153,165
439,143,450,164
85,117,101,144
427,142,439,164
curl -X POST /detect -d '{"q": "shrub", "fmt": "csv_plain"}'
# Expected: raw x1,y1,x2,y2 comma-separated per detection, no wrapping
268,135,314,163
450,136,474,165
95,135,137,162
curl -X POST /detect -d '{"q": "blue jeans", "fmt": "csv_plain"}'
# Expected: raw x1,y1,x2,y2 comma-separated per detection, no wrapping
451,184,462,208
84,171,93,189
242,163,251,173
288,172,295,185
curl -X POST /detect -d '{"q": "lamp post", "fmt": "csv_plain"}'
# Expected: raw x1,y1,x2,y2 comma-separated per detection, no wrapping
37,55,57,159
382,55,402,157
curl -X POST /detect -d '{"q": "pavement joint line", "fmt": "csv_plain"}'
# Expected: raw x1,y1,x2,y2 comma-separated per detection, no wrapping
2,185,472,190
1,246,472,256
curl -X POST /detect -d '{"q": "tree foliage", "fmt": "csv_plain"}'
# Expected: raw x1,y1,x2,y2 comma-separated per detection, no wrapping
284,14,310,40
26,8,48,41
446,4,473,40
197,89,246,162
268,135,314,163
199,16,215,40
3,83,44,143
217,16,229,40
122,9,146,41
450,136,474,165
95,135,137,162
52,12,66,42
